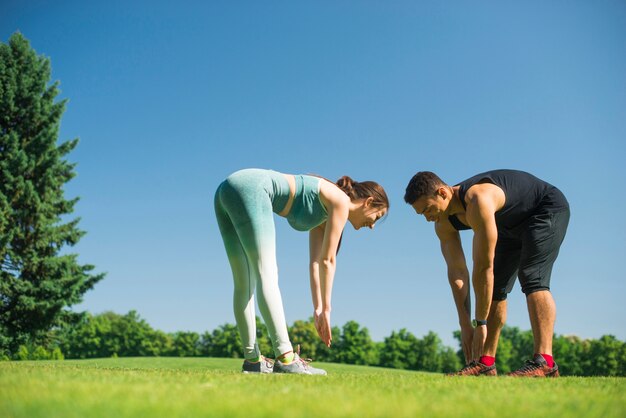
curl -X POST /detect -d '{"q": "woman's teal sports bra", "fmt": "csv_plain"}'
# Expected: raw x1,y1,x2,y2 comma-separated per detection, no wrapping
285,175,328,231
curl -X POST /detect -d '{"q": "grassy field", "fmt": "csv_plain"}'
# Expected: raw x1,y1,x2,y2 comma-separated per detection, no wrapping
1,357,624,418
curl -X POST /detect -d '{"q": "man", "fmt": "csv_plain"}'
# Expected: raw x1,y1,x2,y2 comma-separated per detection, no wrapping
404,169,569,377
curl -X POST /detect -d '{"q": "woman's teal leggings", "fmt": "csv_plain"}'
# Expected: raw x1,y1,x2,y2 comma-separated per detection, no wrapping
214,170,293,359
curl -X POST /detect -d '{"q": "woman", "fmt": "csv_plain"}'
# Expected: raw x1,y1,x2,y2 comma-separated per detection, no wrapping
214,168,389,374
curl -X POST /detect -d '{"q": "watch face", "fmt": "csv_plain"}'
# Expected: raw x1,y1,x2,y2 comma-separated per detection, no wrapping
472,319,477,327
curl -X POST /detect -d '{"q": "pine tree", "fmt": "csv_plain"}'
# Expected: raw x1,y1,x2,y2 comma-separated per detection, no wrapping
0,32,104,354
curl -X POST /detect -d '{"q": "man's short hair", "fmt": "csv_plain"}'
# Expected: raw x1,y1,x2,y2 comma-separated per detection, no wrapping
404,171,447,204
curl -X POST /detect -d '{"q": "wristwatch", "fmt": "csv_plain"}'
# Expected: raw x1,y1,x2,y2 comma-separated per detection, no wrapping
472,319,488,327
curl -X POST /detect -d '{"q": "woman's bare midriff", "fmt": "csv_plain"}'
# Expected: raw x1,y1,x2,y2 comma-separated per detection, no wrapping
278,174,296,217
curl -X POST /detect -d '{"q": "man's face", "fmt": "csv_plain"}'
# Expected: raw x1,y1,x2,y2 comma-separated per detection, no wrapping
411,190,448,223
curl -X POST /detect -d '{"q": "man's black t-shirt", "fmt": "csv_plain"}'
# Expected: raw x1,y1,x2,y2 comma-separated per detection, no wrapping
448,169,569,238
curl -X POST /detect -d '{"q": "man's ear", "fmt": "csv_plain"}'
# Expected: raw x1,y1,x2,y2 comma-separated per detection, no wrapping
437,186,448,199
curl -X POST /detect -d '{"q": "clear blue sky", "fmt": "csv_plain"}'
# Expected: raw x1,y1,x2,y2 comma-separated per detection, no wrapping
2,1,625,348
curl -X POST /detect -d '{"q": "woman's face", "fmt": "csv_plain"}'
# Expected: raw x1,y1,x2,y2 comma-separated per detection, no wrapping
349,198,387,230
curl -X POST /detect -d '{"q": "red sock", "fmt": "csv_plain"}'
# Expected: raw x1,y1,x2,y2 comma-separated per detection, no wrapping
479,355,495,366
540,354,554,368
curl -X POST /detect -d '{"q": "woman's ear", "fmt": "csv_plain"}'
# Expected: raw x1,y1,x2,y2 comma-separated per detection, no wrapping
365,196,374,207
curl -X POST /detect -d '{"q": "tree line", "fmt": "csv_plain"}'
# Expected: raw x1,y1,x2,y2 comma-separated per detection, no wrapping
5,310,625,377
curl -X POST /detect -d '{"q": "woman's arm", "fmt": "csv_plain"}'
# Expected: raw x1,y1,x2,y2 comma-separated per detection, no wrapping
309,225,324,313
312,182,349,346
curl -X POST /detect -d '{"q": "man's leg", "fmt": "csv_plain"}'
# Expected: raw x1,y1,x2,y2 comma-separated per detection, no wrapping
526,290,556,355
508,210,569,377
519,210,569,358
483,237,520,360
448,239,519,376
450,299,506,376
507,288,560,377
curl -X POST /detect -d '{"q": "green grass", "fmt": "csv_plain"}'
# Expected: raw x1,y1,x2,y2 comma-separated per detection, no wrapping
1,358,624,418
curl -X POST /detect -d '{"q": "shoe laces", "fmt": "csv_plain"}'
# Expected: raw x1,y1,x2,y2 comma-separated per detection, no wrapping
460,361,479,372
517,359,541,373
294,344,314,367
245,356,274,366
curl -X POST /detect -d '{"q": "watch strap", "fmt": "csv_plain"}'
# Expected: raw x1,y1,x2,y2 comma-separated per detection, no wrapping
472,319,488,327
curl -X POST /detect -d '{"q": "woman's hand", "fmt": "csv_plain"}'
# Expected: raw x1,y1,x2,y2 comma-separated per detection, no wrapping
314,309,332,347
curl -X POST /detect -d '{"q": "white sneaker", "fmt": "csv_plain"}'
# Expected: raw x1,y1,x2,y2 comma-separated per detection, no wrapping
272,352,327,375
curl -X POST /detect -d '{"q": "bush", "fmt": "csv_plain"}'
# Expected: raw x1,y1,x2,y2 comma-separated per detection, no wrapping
15,345,30,361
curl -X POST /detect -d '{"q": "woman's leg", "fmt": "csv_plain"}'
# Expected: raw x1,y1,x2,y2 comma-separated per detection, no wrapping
216,175,293,358
237,213,293,358
215,184,260,360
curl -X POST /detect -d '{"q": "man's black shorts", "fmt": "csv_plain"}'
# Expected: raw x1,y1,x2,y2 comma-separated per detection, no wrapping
492,209,570,300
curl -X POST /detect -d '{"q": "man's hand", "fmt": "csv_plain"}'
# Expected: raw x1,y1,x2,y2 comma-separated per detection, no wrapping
460,323,474,364
314,310,332,347
472,324,487,362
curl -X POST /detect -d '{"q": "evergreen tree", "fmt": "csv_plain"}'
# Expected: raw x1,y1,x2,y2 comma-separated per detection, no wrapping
0,32,103,353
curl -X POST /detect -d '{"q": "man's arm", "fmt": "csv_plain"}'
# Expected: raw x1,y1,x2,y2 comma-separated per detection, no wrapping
465,192,499,323
436,223,471,328
464,187,500,360
436,222,473,363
